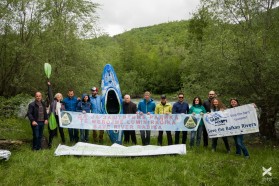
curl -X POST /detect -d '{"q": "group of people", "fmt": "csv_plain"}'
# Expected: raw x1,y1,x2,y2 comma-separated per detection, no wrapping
27,88,249,158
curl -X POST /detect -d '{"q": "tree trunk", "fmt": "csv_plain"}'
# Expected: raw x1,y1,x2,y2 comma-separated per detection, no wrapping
259,102,278,140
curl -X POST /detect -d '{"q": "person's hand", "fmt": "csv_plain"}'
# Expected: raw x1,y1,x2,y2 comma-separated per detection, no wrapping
77,97,81,101
82,110,86,114
200,112,204,116
253,103,257,108
32,121,38,126
165,112,170,115
147,112,150,115
47,81,51,86
44,120,48,125
192,113,196,116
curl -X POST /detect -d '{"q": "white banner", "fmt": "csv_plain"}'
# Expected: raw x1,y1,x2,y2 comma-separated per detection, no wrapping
203,104,259,138
54,143,186,157
58,110,201,131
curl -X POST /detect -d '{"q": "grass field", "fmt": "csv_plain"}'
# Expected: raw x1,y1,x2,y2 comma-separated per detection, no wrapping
0,118,278,186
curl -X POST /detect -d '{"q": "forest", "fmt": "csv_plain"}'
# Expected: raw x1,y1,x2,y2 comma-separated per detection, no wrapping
0,0,278,139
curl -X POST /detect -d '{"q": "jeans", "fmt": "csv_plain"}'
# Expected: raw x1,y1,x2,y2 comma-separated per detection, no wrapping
68,128,79,142
31,121,44,150
140,130,150,145
158,131,173,145
233,135,249,157
124,130,137,144
190,125,203,147
80,129,89,142
212,137,230,152
175,131,187,144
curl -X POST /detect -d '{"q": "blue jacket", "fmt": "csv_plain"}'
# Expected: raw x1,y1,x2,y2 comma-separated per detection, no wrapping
90,95,102,114
76,94,92,113
137,98,156,114
172,101,189,114
63,96,78,111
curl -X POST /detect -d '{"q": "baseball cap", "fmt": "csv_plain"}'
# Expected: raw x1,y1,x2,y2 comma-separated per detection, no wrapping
91,87,98,91
161,94,166,99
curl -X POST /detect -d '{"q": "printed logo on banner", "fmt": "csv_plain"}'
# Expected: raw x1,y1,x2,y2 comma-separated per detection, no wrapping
61,112,72,125
184,116,197,129
204,113,228,126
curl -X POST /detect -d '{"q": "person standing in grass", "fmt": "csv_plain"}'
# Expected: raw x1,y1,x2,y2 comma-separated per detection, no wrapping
27,92,48,150
203,90,216,147
211,98,231,153
47,82,66,147
76,93,92,142
189,96,206,147
123,94,137,145
156,94,173,146
230,98,250,158
137,91,156,145
90,87,104,144
63,89,79,143
172,93,189,145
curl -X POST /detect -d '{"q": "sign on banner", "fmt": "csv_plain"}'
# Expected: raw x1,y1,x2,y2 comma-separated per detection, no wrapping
58,110,202,131
54,143,186,157
203,104,259,138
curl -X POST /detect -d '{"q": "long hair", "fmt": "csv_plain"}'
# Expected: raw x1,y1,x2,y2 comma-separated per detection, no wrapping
192,96,202,106
211,98,226,111
230,98,240,108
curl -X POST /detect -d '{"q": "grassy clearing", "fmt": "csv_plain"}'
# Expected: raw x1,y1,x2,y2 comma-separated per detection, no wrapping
0,118,278,185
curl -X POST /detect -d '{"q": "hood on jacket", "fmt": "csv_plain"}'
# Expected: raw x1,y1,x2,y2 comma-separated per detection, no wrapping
81,93,91,102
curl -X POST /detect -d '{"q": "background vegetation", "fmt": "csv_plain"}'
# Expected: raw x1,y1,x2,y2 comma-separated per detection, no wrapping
0,1,278,138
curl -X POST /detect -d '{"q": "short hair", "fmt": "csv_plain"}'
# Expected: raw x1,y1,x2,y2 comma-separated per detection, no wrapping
54,93,63,100
178,92,184,96
144,91,151,95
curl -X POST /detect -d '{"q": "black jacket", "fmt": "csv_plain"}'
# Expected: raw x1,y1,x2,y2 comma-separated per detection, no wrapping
123,101,137,114
27,101,48,123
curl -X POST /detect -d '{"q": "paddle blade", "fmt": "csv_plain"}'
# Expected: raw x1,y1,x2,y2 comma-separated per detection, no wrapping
44,63,51,79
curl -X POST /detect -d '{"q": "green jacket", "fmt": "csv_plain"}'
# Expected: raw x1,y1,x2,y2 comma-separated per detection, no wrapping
189,105,206,125
155,102,172,114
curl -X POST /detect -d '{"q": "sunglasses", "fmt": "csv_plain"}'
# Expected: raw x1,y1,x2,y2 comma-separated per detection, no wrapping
178,97,184,98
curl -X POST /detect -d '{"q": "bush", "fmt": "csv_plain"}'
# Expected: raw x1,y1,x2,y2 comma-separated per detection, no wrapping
0,94,32,118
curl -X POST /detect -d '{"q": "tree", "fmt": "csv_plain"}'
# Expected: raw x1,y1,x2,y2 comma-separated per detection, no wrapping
0,0,99,96
190,0,279,139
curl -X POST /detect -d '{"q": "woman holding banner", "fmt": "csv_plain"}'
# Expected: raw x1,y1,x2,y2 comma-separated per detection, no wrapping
189,97,206,147
211,98,231,153
230,98,250,158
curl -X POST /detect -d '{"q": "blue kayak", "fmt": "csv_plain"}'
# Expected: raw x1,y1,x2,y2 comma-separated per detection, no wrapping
101,64,123,144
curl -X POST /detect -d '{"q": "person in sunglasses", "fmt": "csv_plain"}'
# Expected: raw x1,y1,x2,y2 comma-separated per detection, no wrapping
172,93,189,144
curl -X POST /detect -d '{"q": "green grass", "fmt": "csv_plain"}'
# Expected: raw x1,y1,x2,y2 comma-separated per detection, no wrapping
0,118,278,186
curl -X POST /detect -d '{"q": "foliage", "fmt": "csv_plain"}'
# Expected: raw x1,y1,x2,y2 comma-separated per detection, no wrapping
0,94,32,118
0,0,99,97
185,0,279,138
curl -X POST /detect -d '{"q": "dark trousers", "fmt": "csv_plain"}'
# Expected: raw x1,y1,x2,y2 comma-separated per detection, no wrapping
203,125,208,147
31,121,44,150
68,128,79,142
158,131,173,145
124,130,137,144
175,131,187,144
93,130,104,142
212,137,230,151
140,130,150,145
48,115,65,146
